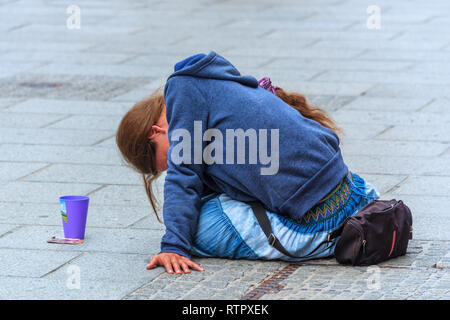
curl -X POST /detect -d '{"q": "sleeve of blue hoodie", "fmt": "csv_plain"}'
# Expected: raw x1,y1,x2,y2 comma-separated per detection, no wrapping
159,52,260,258
159,73,208,259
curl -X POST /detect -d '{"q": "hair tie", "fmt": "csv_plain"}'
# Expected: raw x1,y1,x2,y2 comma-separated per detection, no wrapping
258,77,280,94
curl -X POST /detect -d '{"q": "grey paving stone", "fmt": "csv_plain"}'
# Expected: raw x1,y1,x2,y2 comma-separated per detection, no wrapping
231,18,357,32
111,87,160,102
274,81,372,96
265,29,399,42
0,127,113,146
0,224,19,237
0,51,134,65
0,181,101,204
266,59,413,72
436,253,450,269
7,98,132,115
31,63,167,79
391,176,450,197
129,54,273,71
0,248,80,278
128,215,166,231
110,79,163,102
341,97,431,112
0,74,152,100
394,32,450,44
0,225,164,255
92,136,118,148
0,202,63,226
0,41,93,53
0,202,151,228
87,182,164,207
0,276,144,300
349,173,407,194
0,162,49,181
420,99,450,113
4,24,142,44
0,112,64,128
46,114,123,131
374,125,450,142
338,123,391,140
247,68,323,83
0,61,45,78
0,144,123,165
366,83,450,99
341,140,448,158
358,49,450,62
345,154,449,177
256,265,446,300
298,95,355,113
0,98,22,109
124,258,286,300
409,61,450,74
308,39,444,51
318,70,450,86
381,193,450,220
225,47,364,60
332,109,450,126
381,193,450,241
43,252,164,283
23,163,142,185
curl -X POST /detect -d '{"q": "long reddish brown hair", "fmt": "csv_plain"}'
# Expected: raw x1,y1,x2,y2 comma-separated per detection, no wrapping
275,88,342,135
116,87,340,222
116,89,165,222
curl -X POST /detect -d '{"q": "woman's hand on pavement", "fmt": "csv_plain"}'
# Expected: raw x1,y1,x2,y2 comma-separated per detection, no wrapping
146,252,205,274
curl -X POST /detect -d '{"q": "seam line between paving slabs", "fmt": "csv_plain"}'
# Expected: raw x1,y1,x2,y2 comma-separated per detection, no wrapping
126,214,158,229
85,184,107,196
40,114,73,128
16,163,53,181
370,124,395,139
0,225,24,239
384,174,411,194
40,252,85,278
415,98,436,112
437,148,449,157
90,133,116,146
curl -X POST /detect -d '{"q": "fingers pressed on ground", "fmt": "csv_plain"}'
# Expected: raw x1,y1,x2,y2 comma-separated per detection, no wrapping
186,259,204,272
146,256,157,270
162,258,174,274
171,258,182,274
180,262,191,274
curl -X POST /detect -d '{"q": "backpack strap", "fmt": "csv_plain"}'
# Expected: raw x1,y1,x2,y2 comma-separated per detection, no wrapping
249,201,334,260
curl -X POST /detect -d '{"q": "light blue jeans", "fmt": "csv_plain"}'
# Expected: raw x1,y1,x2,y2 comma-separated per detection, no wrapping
191,171,379,262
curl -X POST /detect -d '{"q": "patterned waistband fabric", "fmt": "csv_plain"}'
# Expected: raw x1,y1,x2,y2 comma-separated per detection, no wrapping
297,171,353,225
192,170,379,262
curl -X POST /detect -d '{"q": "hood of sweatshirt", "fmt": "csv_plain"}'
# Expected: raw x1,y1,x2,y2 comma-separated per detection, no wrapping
167,51,259,88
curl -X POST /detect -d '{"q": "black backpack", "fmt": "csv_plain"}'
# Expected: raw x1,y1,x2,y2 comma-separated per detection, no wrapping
250,199,413,265
330,199,413,265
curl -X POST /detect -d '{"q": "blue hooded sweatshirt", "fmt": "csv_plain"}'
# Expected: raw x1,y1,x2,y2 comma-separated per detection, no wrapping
161,51,348,258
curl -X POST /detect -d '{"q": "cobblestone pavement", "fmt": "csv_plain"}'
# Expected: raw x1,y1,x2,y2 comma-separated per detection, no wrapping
0,0,449,300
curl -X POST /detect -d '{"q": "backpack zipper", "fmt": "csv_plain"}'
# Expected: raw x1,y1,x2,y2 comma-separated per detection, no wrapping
347,219,366,258
374,202,395,213
388,230,397,257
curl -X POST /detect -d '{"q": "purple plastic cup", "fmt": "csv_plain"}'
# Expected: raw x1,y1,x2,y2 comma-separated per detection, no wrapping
59,195,89,239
